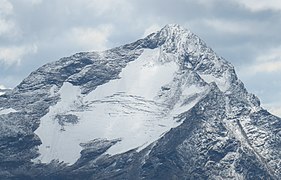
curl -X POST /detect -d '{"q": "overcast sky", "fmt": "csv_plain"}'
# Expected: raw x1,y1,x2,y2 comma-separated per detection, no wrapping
0,0,281,116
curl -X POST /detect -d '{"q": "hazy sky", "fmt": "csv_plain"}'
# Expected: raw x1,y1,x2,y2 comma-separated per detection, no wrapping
0,0,281,116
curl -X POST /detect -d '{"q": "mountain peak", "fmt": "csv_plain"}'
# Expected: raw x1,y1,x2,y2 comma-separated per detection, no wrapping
157,23,192,40
162,24,187,32
141,24,200,56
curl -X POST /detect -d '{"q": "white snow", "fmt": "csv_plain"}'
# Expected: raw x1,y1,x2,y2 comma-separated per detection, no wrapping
88,48,178,99
0,108,17,115
198,73,230,92
49,85,59,96
32,47,226,165
172,85,207,115
34,48,189,165
33,46,214,165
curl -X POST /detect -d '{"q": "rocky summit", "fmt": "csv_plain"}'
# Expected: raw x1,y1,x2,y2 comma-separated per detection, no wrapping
0,24,280,180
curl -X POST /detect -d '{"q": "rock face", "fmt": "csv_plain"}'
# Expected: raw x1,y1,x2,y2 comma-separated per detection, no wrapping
0,24,280,180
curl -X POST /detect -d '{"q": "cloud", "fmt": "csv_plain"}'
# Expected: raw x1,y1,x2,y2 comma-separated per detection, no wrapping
202,19,253,35
53,0,133,19
86,0,133,17
251,61,281,74
0,44,38,66
256,47,281,62
0,18,16,36
0,0,19,38
233,0,281,12
243,46,281,74
0,84,6,89
26,0,42,5
264,103,281,117
142,24,161,37
65,25,114,51
0,0,13,15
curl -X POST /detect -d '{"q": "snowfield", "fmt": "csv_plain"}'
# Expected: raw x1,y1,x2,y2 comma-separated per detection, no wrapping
0,108,17,115
34,48,207,165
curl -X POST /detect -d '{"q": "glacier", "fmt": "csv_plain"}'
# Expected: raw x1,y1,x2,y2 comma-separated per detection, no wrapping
34,48,207,164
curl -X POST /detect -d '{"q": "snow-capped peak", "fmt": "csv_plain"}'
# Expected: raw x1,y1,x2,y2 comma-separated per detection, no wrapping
160,24,192,37
148,24,210,63
143,24,235,93
1,24,279,179
31,24,248,164
4,24,258,166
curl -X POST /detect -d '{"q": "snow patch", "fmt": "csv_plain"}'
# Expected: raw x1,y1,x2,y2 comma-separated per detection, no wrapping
89,48,178,99
34,48,183,165
0,108,17,115
172,85,207,115
198,73,230,92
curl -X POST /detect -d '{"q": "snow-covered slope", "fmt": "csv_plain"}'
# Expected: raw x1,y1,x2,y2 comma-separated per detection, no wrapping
0,24,280,180
33,46,211,164
34,48,178,164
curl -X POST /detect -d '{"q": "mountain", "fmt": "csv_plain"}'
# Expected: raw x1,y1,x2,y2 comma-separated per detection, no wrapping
0,24,280,180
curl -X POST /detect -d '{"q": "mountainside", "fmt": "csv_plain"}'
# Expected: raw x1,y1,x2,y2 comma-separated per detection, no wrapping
0,24,280,180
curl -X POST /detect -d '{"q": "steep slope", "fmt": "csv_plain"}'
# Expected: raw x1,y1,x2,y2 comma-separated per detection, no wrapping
0,24,280,180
